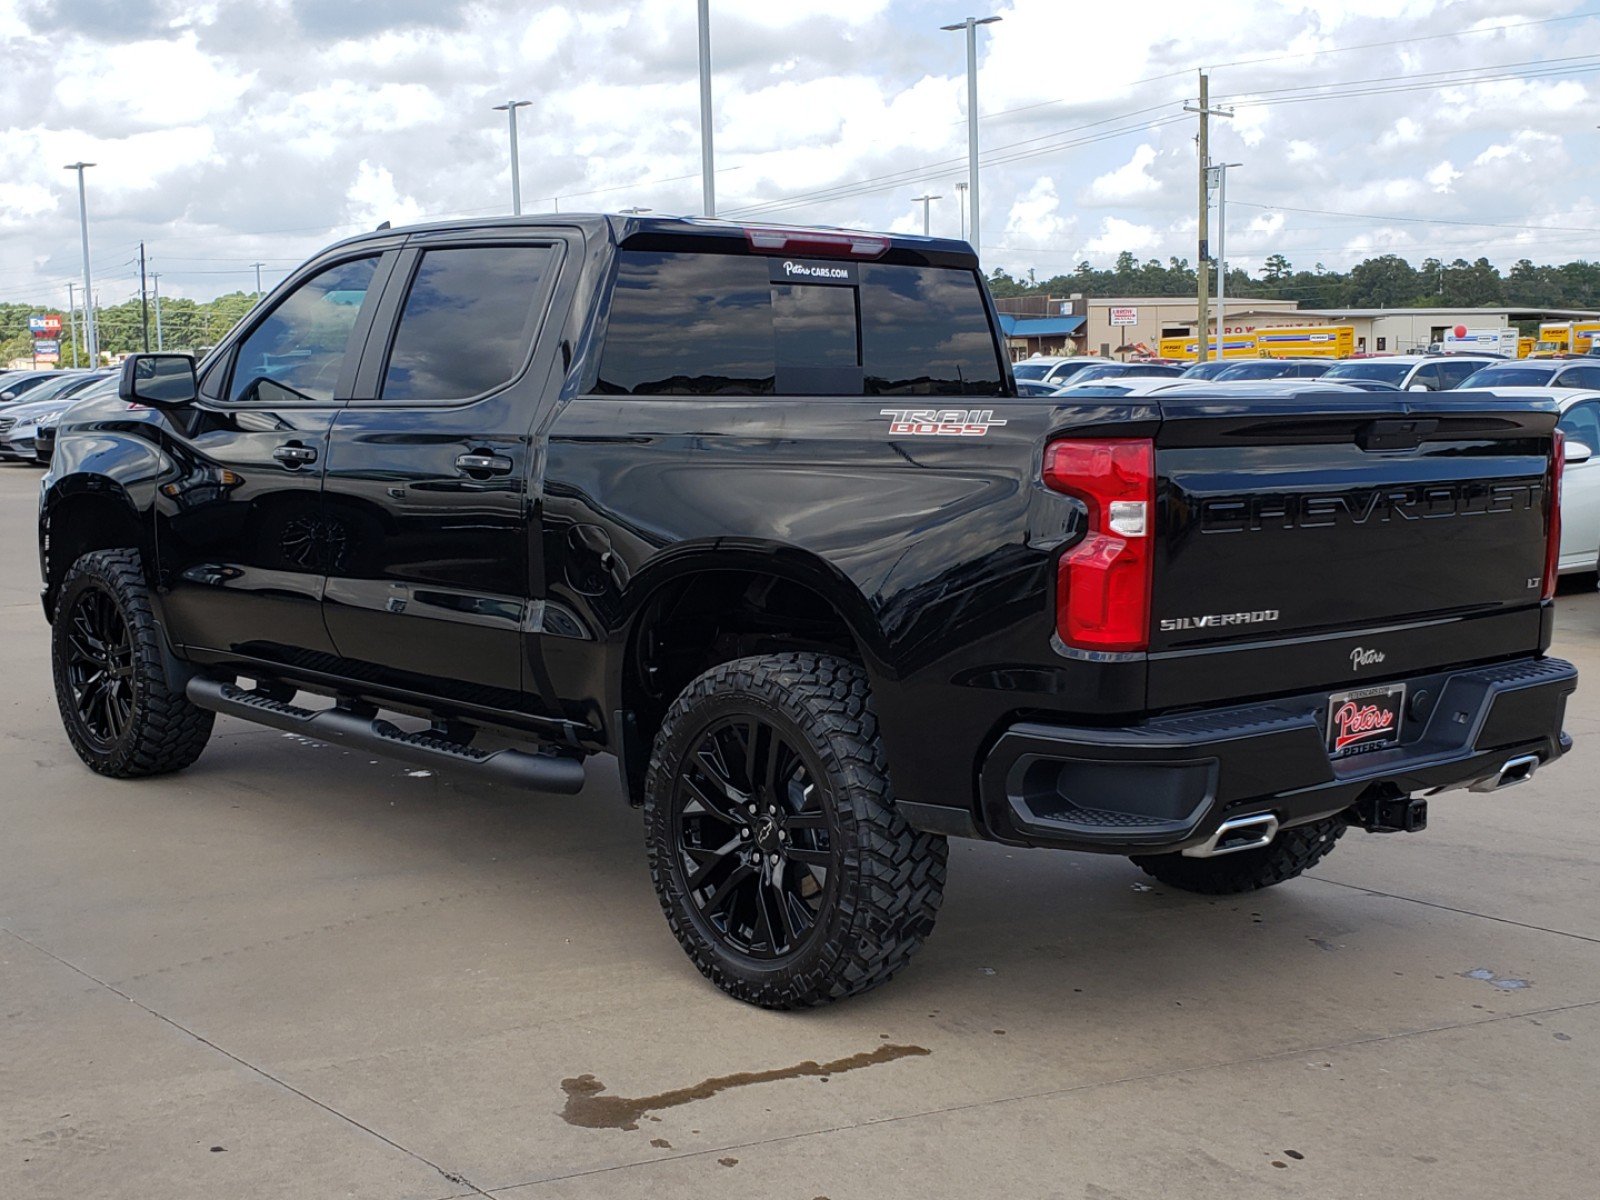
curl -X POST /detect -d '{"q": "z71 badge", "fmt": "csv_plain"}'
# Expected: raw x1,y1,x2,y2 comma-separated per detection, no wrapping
881,409,1008,437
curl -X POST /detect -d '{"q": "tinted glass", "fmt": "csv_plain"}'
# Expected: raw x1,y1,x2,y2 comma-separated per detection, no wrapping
1559,401,1600,450
596,251,1002,397
597,252,774,395
1051,360,1104,381
1323,361,1411,384
1408,364,1443,390
1012,362,1052,380
1296,362,1331,376
1458,365,1556,388
230,257,377,403
383,245,555,401
1216,361,1289,380
1556,366,1600,389
1435,359,1482,388
859,264,1002,396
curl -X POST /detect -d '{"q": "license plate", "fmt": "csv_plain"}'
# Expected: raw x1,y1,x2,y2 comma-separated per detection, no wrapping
1326,684,1405,759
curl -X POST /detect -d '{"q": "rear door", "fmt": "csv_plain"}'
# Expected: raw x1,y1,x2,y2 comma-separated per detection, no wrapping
319,232,568,710
1147,389,1557,708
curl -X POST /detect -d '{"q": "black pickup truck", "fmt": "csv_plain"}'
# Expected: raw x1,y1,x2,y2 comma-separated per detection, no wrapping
40,215,1577,1007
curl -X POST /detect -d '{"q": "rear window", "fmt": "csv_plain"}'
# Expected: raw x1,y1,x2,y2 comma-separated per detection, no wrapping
1459,365,1557,388
595,250,1004,396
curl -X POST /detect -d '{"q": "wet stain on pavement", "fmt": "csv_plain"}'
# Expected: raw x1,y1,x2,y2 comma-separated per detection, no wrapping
559,1043,931,1130
1462,967,1531,990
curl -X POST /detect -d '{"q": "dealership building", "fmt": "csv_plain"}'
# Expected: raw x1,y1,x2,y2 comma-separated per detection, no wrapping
995,295,1600,360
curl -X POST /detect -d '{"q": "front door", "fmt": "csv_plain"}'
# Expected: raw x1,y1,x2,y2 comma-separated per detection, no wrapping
1558,399,1600,571
319,236,567,712
155,252,392,668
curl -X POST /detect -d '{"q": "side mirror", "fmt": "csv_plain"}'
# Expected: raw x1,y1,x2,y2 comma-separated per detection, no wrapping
119,353,197,407
1567,439,1593,465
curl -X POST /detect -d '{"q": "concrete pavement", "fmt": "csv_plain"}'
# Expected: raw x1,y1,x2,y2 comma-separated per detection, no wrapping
2,460,1597,1199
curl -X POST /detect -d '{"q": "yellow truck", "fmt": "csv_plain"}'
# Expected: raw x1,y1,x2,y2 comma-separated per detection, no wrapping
1534,322,1600,356
1157,334,1258,361
1252,325,1356,359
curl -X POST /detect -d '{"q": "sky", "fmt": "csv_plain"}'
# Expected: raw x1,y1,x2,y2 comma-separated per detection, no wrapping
1,0,1597,309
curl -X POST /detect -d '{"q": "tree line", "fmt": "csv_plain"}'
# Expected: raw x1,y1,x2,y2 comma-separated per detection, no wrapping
0,292,260,367
988,253,1600,311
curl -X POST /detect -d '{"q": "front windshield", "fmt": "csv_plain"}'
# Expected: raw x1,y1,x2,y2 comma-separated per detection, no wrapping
1323,361,1412,384
1180,360,1230,379
1012,362,1053,381
1216,361,1290,380
1070,364,1127,382
1458,366,1557,388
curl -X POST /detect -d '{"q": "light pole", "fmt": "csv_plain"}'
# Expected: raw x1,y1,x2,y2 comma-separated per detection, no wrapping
619,206,652,216
251,261,264,299
64,162,97,364
66,283,79,368
954,181,968,241
913,193,942,236
697,0,716,217
940,15,1000,261
1208,162,1242,362
493,99,533,215
152,272,163,351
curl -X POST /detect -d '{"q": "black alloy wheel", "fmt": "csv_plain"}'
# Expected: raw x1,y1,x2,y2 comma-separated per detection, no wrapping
62,583,136,750
672,715,833,959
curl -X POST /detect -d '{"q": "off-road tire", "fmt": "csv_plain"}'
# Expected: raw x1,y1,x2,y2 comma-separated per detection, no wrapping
644,653,946,1008
52,548,214,778
1130,816,1347,895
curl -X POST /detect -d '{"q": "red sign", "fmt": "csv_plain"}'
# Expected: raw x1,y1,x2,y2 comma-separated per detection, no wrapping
30,314,63,337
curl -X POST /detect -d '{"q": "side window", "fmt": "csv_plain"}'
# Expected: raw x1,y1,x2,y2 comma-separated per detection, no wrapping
381,245,556,401
1408,364,1443,390
1556,366,1600,390
229,257,379,403
1559,402,1600,452
1436,359,1480,389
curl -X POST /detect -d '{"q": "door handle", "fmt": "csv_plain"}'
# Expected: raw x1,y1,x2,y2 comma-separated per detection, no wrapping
272,443,318,467
455,452,513,476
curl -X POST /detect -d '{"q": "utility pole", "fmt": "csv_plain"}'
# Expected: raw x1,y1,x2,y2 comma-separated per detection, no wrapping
954,181,968,241
1183,74,1231,362
942,15,1001,261
913,193,942,236
64,162,98,365
138,241,150,352
492,99,533,215
152,272,163,351
697,0,716,217
66,283,79,368
252,262,264,299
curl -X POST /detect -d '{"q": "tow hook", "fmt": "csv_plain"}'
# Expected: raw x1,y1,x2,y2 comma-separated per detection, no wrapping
1352,791,1428,834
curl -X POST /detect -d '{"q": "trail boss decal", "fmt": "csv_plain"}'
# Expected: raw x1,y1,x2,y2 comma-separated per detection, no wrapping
882,409,1008,437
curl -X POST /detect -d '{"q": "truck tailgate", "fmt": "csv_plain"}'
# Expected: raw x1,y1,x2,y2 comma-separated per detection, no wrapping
1148,388,1558,709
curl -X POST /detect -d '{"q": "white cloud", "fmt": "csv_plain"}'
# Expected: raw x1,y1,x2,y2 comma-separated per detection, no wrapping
345,161,425,230
1085,217,1158,255
1085,145,1160,203
1425,161,1461,193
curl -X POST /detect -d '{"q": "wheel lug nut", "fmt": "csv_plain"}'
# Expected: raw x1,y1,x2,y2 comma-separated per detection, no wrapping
739,828,749,838
778,830,787,841
769,854,779,865
746,804,757,814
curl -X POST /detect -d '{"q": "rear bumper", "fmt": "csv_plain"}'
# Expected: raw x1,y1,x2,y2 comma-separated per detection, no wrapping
975,656,1577,854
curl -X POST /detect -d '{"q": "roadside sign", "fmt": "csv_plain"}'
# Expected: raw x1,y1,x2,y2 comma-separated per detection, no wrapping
33,338,60,354
29,315,63,335
1109,306,1138,326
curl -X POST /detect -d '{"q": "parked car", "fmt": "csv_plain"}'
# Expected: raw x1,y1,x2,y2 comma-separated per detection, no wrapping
1066,361,1186,384
1213,359,1332,381
1178,359,1234,380
1,369,85,404
1,374,115,464
1457,360,1600,391
40,214,1576,1008
1052,376,1190,398
1321,354,1500,391
1011,355,1110,387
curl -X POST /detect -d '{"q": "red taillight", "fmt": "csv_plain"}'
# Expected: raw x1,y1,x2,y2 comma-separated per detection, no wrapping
742,226,891,259
1544,428,1565,601
1044,439,1155,652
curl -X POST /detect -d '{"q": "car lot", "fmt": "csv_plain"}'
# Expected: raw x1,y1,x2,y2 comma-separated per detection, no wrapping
2,459,1598,1199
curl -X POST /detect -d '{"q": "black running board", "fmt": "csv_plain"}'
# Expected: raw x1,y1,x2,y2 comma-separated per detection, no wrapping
186,678,586,794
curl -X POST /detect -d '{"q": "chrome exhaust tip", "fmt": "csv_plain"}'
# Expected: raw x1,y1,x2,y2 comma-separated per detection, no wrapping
1469,753,1539,793
1182,813,1279,858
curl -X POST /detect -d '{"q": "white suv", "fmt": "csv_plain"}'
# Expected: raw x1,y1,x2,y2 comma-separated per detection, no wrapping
1011,355,1110,387
1320,354,1501,391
